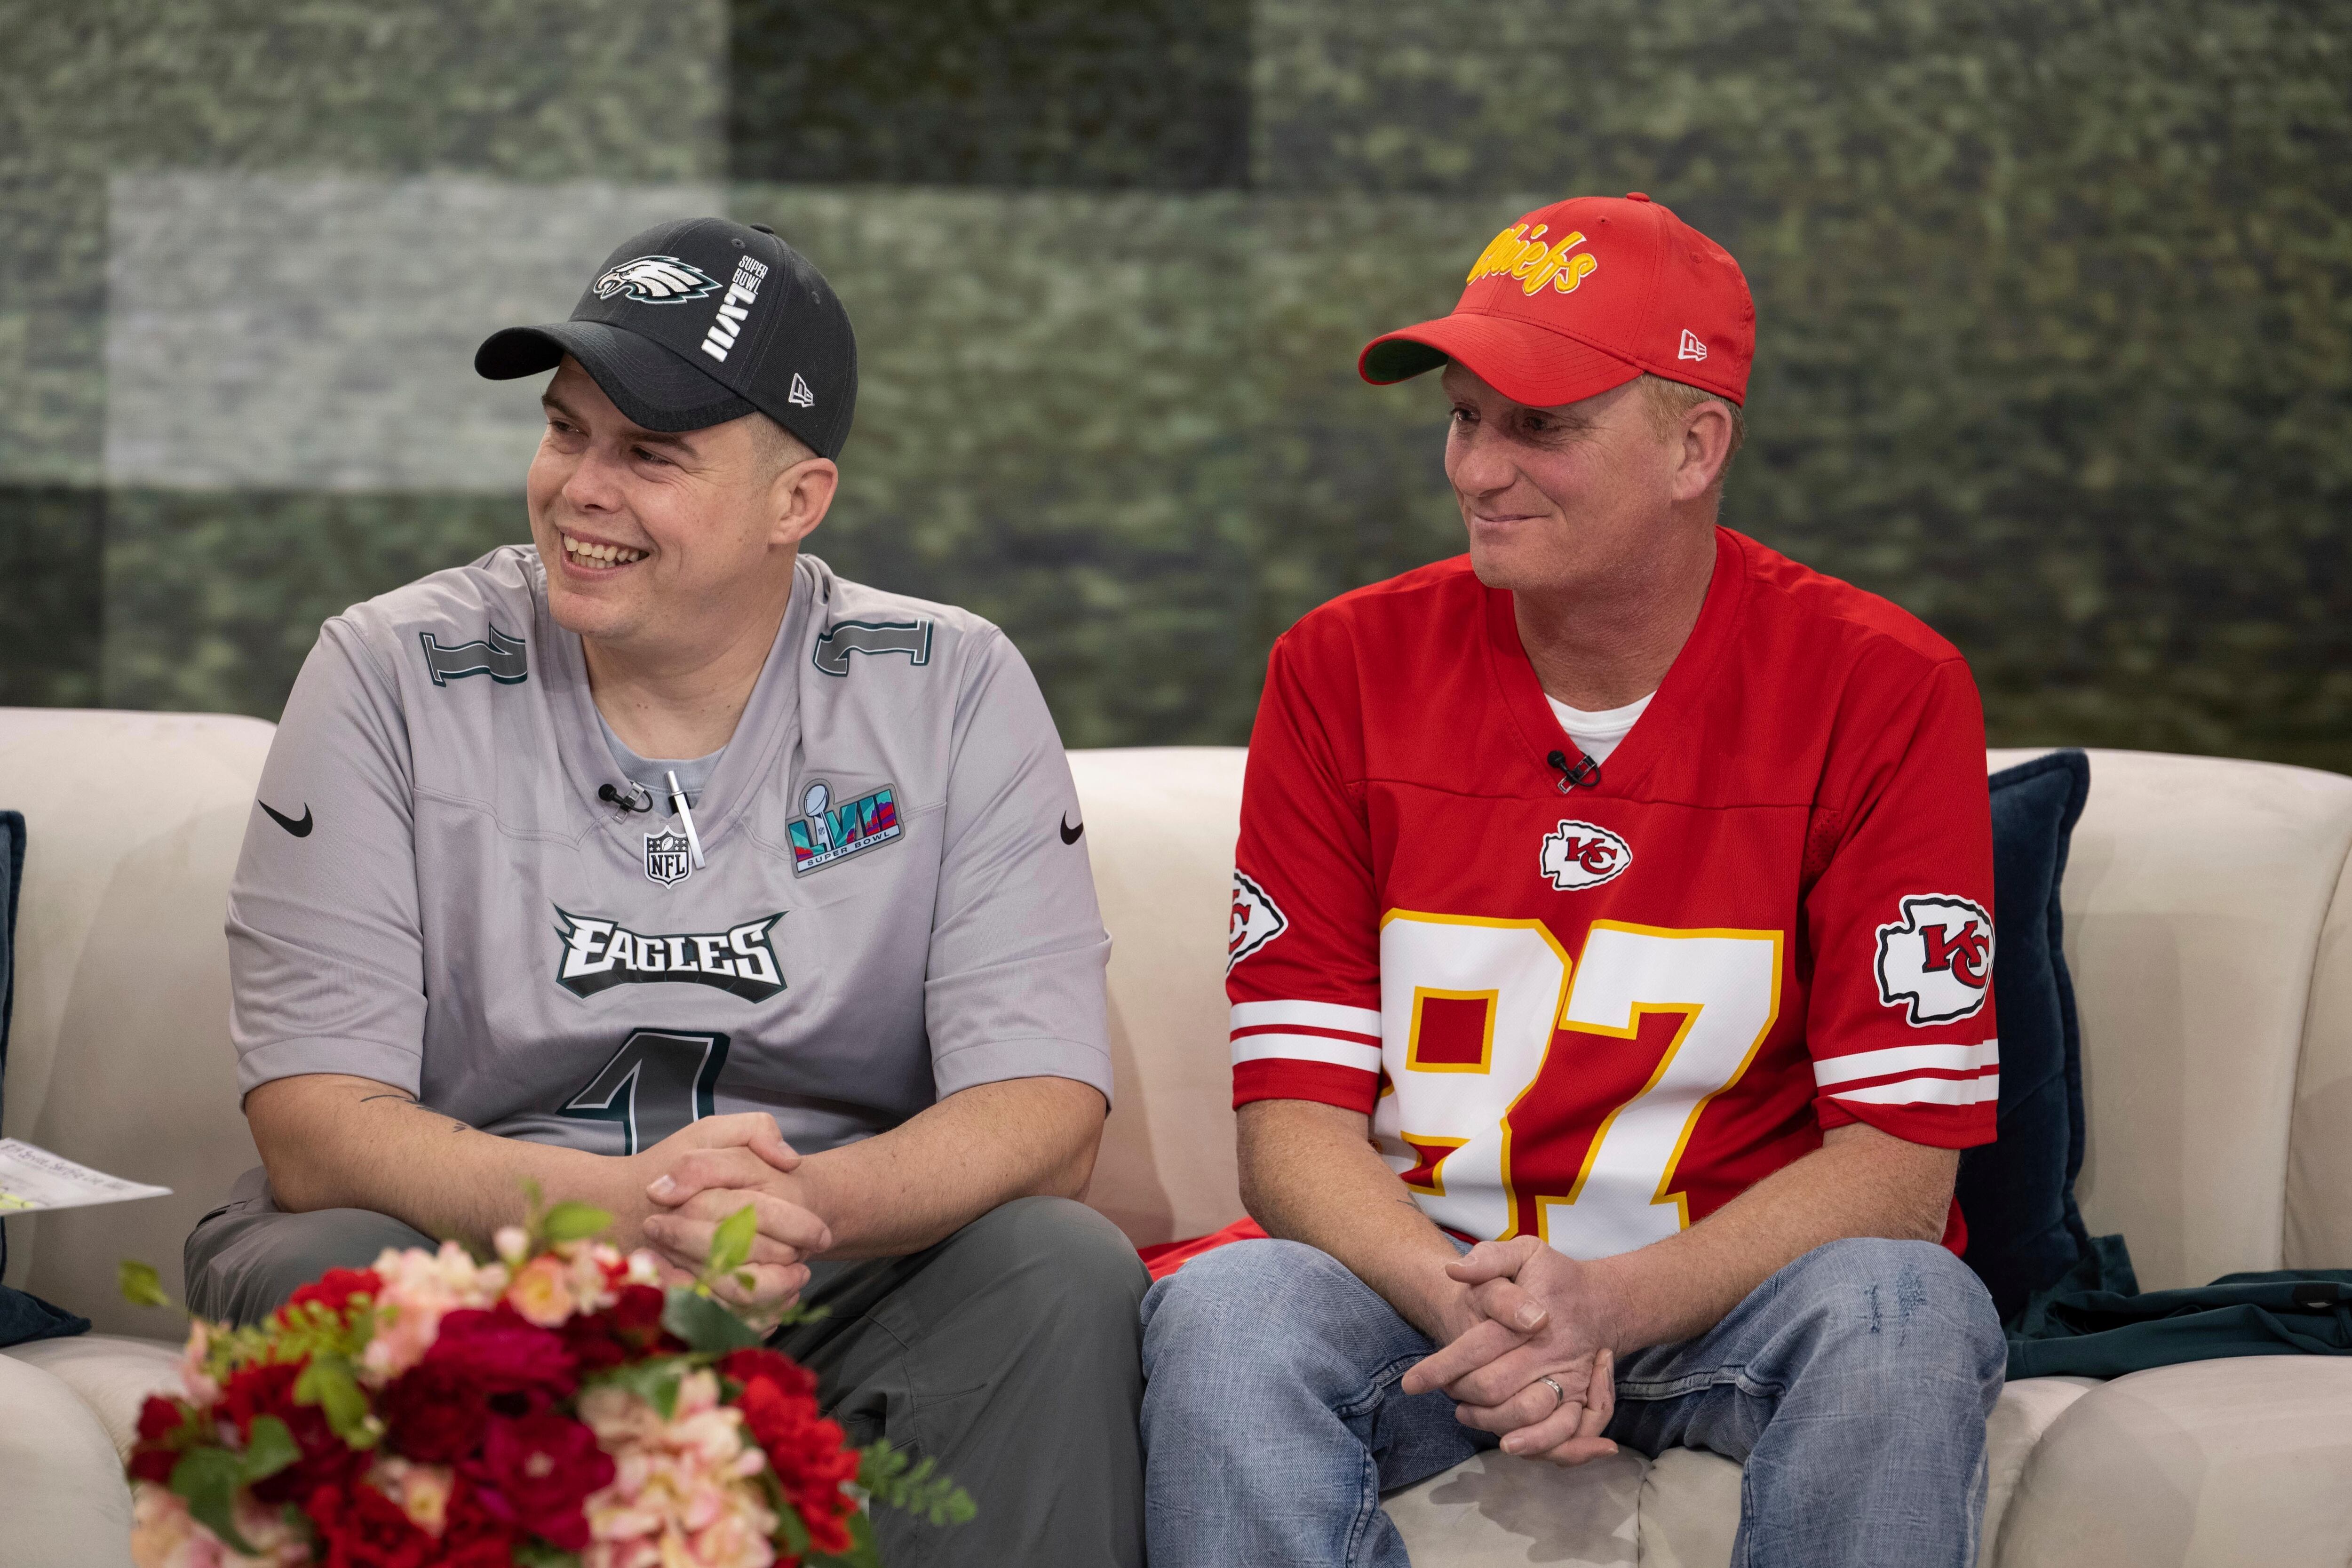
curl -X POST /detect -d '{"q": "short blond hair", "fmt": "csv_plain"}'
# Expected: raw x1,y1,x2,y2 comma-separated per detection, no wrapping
1637,374,1746,484
750,412,818,478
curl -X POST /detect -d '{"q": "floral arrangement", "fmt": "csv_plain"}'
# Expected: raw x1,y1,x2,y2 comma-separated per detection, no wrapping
120,1193,969,1568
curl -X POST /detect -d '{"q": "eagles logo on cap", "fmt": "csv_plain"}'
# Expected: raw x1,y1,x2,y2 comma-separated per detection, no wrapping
474,217,859,460
592,256,723,304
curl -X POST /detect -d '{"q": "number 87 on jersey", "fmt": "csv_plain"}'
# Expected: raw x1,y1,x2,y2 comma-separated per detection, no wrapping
1366,911,1784,1259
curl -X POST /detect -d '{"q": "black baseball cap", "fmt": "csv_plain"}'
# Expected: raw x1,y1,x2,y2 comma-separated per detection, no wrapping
475,217,858,459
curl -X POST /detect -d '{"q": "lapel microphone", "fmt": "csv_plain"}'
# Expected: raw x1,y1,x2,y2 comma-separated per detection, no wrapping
598,782,652,814
1546,749,1603,794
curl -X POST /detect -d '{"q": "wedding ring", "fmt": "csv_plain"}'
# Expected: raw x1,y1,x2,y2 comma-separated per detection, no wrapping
1540,1375,1568,1413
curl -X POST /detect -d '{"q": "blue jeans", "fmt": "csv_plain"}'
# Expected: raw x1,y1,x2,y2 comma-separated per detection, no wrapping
1139,1236,2005,1568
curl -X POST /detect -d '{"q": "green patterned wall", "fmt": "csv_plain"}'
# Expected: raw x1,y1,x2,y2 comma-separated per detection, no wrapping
3,1,2346,768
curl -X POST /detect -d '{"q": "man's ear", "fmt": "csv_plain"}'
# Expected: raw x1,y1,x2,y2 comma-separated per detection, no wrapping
767,457,838,550
1670,401,1735,503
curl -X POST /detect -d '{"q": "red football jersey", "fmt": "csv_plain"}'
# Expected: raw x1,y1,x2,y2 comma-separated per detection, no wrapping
1228,528,1998,1258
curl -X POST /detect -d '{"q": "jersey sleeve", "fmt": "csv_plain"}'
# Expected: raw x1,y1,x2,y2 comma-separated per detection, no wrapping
923,629,1113,1104
1803,655,1999,1148
1228,629,1384,1114
228,620,428,1098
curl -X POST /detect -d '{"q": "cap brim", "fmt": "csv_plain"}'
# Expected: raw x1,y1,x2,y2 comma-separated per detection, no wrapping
474,321,755,434
1359,313,1641,409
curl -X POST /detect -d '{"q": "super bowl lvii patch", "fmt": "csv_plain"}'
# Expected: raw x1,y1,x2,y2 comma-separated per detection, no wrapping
789,779,901,875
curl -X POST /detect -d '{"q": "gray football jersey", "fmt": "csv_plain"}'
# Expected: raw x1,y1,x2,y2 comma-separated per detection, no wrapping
227,546,1111,1158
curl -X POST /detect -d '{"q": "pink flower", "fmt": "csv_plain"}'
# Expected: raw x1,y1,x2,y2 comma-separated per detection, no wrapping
504,1255,578,1328
362,1243,510,1382
367,1457,456,1537
129,1482,310,1568
579,1372,777,1568
179,1319,221,1405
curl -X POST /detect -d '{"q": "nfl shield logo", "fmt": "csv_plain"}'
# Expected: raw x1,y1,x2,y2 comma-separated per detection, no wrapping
644,830,693,887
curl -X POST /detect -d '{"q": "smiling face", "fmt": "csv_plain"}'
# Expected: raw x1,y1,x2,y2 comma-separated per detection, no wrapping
525,357,834,656
1441,363,1724,599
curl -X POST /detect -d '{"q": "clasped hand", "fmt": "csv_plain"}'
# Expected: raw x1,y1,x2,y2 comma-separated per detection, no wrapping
1401,1236,1620,1465
620,1114,828,1310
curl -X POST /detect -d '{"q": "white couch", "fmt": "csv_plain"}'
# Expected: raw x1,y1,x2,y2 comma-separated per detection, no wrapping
3,708,2350,1567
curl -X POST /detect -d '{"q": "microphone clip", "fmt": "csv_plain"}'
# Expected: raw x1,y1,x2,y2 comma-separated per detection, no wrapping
1546,749,1602,795
599,782,653,814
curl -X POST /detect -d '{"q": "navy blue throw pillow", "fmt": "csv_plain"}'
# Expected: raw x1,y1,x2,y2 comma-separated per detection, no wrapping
1957,751,2093,1321
0,807,92,1346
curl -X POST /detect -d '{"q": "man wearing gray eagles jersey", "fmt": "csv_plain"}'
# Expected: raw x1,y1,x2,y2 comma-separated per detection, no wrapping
184,217,1147,1566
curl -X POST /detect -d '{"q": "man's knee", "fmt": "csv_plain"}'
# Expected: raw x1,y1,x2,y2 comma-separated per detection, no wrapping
955,1195,1149,1329
1140,1237,1379,1393
1771,1238,2005,1403
185,1203,432,1326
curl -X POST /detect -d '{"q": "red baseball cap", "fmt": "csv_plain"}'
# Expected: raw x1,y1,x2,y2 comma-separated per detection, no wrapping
1360,192,1754,408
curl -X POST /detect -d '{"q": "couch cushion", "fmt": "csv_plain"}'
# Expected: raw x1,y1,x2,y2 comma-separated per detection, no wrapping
1380,1376,2093,1568
3,1332,185,1457
1986,748,2352,1290
0,709,273,1331
1993,1357,2352,1567
1072,746,1251,1247
1958,750,2092,1319
0,1349,135,1567
2288,844,2352,1270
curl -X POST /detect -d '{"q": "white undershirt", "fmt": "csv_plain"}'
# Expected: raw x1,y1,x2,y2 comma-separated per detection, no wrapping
1546,691,1654,765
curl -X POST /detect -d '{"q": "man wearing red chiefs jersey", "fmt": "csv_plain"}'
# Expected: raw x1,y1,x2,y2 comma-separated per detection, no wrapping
1141,195,2007,1568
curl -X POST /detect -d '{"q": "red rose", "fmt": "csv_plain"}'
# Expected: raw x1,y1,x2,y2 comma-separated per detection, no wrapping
459,1411,613,1552
435,1476,522,1565
280,1267,383,1324
305,1480,433,1568
718,1346,818,1401
217,1360,365,1504
420,1309,578,1403
558,1284,673,1373
377,1359,490,1463
735,1374,859,1555
128,1395,191,1484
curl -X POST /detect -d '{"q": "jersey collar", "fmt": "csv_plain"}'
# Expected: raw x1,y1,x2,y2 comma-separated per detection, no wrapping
539,553,820,854
1482,525,1752,800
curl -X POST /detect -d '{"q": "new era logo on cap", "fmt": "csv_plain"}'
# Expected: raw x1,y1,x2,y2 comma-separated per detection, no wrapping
1358,192,1754,410
788,373,814,407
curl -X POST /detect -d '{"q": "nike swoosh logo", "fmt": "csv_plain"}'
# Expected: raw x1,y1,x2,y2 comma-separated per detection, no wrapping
260,800,313,838
1060,814,1084,845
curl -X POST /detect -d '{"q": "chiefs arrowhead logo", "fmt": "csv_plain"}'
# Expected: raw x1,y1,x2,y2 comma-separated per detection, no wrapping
1228,870,1288,972
1875,894,1994,1025
1538,820,1633,891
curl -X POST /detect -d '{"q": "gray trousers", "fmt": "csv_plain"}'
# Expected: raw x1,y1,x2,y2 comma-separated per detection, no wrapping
186,1176,1148,1567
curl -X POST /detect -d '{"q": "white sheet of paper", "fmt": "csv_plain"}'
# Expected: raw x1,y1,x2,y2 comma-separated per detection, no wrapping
0,1138,172,1213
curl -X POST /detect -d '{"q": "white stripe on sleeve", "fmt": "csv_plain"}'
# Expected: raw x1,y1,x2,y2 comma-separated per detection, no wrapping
1813,1040,1999,1090
1231,1032,1384,1074
1829,1074,2002,1107
1229,1000,1383,1040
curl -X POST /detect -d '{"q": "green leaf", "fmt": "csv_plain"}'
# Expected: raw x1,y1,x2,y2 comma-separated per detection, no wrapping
119,1259,172,1309
707,1203,757,1279
660,1285,763,1353
588,1356,689,1421
170,1448,261,1556
512,1542,582,1568
292,1354,371,1441
857,1438,974,1527
238,1415,298,1484
541,1201,613,1243
773,1498,811,1557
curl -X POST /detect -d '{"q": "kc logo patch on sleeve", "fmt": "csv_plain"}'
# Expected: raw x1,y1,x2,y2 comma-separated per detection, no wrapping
1228,870,1289,972
1875,894,1994,1025
789,779,902,875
